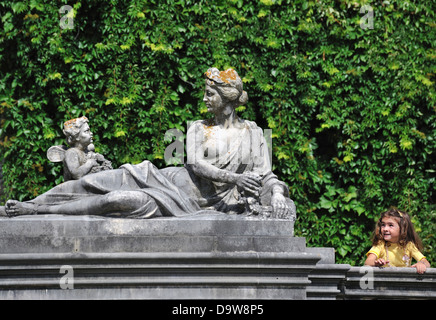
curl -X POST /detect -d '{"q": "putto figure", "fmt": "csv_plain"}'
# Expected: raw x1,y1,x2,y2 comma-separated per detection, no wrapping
47,116,112,181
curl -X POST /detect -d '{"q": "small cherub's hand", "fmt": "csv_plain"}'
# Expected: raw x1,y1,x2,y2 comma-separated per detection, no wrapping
374,258,389,267
86,158,99,168
95,153,105,162
411,261,427,274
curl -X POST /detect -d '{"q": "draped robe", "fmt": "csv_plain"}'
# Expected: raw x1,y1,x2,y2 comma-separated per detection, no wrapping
2,120,293,219
162,119,291,214
28,161,201,218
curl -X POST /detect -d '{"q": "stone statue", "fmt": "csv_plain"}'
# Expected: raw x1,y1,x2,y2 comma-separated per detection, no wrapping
47,116,112,181
161,68,296,220
0,160,202,218
0,68,296,220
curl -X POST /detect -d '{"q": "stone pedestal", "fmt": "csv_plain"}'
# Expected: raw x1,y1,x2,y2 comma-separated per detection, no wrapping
0,214,303,254
0,214,321,299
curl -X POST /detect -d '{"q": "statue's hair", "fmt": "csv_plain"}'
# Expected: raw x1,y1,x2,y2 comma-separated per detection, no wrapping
204,68,248,106
371,207,423,250
63,116,89,146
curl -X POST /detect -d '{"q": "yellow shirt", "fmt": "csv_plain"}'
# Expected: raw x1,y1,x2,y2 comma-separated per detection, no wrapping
366,241,425,267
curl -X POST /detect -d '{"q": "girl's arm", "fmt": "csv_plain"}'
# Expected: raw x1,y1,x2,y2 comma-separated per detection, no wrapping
365,253,389,267
410,244,430,274
420,258,430,267
412,258,430,274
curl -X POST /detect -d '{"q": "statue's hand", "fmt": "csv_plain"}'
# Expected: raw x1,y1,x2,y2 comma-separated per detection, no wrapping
95,153,106,163
86,158,99,167
271,192,292,219
236,173,261,197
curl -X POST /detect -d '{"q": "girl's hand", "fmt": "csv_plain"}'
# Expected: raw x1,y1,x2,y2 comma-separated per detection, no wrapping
412,261,427,274
374,258,389,267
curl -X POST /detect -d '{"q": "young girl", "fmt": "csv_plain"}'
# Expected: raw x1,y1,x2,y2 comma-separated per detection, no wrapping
365,208,430,274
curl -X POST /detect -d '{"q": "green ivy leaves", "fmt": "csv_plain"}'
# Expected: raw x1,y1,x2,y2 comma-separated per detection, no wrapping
0,0,434,265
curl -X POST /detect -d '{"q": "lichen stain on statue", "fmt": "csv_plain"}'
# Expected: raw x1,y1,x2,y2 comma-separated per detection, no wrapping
204,68,238,85
0,68,296,221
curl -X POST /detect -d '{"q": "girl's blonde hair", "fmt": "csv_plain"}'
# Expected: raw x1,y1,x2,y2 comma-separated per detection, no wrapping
371,207,423,250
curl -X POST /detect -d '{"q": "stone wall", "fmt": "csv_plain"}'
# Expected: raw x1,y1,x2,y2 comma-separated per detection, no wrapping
0,215,434,300
339,266,436,299
0,214,320,299
306,250,436,300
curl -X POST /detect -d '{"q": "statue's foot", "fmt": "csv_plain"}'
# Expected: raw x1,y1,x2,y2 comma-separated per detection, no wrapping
5,200,37,217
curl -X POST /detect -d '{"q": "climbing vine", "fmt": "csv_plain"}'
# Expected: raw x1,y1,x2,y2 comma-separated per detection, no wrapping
1,0,434,265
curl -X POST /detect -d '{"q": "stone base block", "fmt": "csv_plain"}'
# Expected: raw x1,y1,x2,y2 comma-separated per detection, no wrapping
0,214,321,299
0,214,301,254
0,251,320,300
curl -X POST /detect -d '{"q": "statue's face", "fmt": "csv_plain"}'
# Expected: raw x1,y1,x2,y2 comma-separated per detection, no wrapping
203,84,223,114
77,123,93,147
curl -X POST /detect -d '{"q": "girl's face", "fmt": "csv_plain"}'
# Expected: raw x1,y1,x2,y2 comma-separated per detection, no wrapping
380,216,400,243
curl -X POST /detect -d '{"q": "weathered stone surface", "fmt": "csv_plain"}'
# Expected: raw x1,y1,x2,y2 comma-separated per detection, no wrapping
341,266,436,300
306,247,349,300
0,214,299,254
306,248,436,300
0,215,320,299
1,215,434,299
0,251,320,300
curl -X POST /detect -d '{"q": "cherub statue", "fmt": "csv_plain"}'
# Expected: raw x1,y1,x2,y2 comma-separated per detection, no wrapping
47,116,112,181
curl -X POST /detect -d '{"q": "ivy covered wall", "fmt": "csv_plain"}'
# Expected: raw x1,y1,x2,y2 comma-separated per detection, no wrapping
1,0,434,265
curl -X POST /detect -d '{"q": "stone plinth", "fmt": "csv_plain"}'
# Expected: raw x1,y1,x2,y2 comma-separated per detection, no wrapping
2,215,434,299
0,214,301,254
0,214,321,299
0,251,320,300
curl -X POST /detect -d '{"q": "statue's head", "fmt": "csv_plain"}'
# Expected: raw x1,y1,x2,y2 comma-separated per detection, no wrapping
204,68,248,107
63,116,89,146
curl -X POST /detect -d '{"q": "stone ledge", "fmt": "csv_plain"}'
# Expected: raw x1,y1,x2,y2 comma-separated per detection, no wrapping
0,214,316,299
305,248,436,300
3,215,433,299
0,214,300,254
0,251,320,300
341,266,436,300
307,264,436,300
